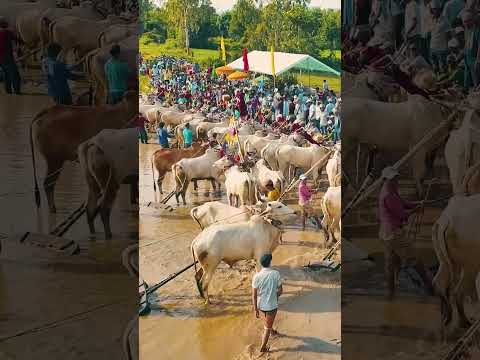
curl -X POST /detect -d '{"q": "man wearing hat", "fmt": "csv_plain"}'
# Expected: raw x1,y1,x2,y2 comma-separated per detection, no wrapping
252,253,283,354
298,174,321,230
379,167,433,300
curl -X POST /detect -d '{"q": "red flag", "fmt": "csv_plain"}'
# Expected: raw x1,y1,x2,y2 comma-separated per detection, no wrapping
242,48,249,72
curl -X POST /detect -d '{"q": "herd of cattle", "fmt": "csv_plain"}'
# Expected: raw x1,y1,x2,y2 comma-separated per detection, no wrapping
140,96,342,304
4,0,138,104
344,69,480,340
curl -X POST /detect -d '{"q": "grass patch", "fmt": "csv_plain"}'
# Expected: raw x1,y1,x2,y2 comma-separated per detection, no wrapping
295,73,341,92
140,36,219,65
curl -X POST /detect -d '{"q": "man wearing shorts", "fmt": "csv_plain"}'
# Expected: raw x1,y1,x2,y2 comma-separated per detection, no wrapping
252,254,283,354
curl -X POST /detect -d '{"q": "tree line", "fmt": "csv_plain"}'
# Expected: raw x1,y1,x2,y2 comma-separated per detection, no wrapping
140,0,340,70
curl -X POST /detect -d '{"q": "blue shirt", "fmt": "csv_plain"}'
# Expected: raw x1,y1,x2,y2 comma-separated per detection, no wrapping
41,57,80,104
157,128,169,146
183,127,193,145
325,103,335,115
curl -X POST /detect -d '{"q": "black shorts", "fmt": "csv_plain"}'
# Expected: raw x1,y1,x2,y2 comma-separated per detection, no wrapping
260,308,278,316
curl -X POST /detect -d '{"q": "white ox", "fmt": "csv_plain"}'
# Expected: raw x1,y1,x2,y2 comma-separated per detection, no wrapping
191,212,298,304
213,157,257,207
77,128,138,239
51,15,129,61
190,200,298,229
98,23,138,47
17,2,103,53
244,132,278,154
172,148,221,205
260,134,305,171
326,145,341,187
0,0,57,32
252,159,285,193
321,186,341,245
196,119,229,139
276,144,331,184
432,194,480,339
445,110,480,194
343,95,449,195
85,35,137,104
161,110,204,127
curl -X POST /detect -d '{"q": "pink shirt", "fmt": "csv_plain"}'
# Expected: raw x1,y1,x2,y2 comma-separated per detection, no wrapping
379,182,415,233
298,182,312,205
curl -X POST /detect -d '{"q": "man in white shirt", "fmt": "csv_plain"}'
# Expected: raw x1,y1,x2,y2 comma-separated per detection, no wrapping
252,253,283,353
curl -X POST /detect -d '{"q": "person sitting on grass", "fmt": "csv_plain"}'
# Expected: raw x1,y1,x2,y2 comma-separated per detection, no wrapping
252,253,283,354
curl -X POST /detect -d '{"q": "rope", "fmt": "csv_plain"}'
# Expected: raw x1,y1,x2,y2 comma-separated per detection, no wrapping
441,319,480,360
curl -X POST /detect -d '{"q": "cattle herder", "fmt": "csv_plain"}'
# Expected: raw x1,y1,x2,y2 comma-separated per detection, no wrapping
104,44,129,104
298,175,321,230
252,253,283,354
379,167,434,300
42,43,83,105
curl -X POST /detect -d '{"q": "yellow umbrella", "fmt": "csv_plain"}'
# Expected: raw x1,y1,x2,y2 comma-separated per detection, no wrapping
227,71,249,80
215,65,235,75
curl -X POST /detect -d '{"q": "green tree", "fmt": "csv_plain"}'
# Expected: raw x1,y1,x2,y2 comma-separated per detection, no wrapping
190,3,219,48
216,11,231,37
164,0,206,51
229,0,260,40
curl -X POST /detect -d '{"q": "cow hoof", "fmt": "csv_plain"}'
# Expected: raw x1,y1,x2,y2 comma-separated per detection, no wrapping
88,234,96,240
49,208,57,214
105,233,112,240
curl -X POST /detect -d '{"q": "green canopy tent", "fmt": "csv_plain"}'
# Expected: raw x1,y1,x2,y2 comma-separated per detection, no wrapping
227,50,339,88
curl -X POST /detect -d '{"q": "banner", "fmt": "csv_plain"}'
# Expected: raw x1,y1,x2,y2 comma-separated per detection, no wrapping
220,36,226,64
242,48,249,72
270,45,276,77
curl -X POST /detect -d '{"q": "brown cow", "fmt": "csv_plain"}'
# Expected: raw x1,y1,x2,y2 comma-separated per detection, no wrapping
30,91,138,213
150,142,207,194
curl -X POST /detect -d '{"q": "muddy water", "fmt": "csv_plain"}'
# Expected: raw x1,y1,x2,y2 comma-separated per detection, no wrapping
0,79,137,358
139,143,341,360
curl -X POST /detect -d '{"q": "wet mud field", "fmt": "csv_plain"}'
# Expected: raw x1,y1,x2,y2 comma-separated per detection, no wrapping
139,142,341,360
0,77,137,359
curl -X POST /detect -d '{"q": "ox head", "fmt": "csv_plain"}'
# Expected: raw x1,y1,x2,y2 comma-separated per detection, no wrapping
261,201,300,227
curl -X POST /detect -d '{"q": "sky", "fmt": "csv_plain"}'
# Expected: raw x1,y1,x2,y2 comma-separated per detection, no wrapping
153,0,340,12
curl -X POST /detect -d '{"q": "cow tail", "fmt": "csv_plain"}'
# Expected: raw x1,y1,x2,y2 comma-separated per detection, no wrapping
98,30,106,48
30,111,46,209
190,207,203,230
151,152,156,192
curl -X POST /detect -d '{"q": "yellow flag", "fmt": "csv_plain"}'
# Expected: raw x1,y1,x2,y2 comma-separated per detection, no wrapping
270,45,276,77
221,36,226,63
